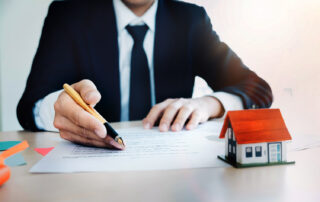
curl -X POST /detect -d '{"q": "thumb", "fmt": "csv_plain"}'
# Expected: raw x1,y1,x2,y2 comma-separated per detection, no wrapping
72,79,101,106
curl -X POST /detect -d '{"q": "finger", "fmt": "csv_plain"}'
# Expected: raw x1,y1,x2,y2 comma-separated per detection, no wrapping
72,79,101,105
159,99,186,132
60,130,124,150
54,115,103,141
143,99,175,129
171,105,194,131
54,93,106,138
186,110,202,130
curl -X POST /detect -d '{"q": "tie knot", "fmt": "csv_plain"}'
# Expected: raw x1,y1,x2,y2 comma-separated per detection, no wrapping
126,24,149,44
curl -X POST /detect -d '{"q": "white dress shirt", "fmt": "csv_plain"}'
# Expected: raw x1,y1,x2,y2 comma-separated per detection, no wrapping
114,0,158,121
33,0,243,131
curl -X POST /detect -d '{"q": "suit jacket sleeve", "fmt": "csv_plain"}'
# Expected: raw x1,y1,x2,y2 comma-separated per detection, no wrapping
192,7,273,109
17,2,80,131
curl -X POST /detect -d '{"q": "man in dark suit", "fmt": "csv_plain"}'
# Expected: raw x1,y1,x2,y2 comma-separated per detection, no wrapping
17,0,272,149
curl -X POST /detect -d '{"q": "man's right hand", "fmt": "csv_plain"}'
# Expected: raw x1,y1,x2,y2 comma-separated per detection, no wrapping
53,79,124,150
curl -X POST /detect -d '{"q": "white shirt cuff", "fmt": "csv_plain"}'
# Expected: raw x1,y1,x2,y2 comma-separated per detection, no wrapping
33,89,63,132
209,91,243,119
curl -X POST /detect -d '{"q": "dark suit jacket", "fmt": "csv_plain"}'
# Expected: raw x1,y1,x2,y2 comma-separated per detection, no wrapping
17,0,273,131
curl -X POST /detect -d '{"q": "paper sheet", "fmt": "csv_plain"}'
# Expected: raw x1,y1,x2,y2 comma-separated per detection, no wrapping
30,121,228,173
288,134,320,151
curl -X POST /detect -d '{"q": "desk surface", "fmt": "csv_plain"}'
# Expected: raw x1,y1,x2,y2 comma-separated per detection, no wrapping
0,122,319,202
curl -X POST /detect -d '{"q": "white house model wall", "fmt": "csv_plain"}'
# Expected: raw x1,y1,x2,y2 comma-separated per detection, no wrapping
224,128,288,165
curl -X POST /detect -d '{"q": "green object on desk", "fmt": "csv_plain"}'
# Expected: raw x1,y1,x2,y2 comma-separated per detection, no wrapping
0,141,21,151
218,155,295,168
4,153,27,167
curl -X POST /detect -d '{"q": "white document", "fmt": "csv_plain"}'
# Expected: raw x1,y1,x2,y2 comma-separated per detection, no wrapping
30,121,228,173
288,134,320,151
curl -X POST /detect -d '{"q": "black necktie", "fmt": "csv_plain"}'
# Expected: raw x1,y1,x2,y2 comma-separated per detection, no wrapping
126,25,151,120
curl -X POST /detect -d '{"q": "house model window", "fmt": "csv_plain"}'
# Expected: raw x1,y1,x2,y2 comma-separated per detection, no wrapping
255,146,262,157
246,147,252,158
218,109,295,168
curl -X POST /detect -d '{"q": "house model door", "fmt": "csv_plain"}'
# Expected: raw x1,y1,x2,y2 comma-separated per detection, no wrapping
268,142,282,163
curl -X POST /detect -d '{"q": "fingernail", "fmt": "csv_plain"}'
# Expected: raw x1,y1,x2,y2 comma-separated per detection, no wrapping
86,91,98,102
187,124,194,130
95,129,106,138
109,139,124,150
173,123,181,131
160,123,168,131
144,122,151,129
85,92,93,101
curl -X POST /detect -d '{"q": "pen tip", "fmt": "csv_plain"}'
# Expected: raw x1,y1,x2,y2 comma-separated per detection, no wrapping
117,137,125,147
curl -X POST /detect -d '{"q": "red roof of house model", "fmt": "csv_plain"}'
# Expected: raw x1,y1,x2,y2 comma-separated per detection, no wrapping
219,109,292,144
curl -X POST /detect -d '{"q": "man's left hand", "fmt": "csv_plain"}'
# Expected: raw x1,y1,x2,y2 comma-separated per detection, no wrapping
143,96,225,132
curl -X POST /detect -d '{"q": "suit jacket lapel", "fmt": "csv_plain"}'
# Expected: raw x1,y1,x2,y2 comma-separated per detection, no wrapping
87,1,121,121
154,0,177,103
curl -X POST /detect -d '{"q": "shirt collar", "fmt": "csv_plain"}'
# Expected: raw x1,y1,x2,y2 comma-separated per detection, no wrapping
113,0,158,33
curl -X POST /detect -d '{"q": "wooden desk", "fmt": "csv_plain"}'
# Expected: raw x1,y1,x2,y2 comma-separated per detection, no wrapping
0,122,319,202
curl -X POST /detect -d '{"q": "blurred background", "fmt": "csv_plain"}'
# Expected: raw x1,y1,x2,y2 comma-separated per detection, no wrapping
0,0,319,137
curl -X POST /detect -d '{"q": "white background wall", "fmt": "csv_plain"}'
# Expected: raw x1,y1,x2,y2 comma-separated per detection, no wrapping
0,0,53,131
187,0,320,137
0,0,319,136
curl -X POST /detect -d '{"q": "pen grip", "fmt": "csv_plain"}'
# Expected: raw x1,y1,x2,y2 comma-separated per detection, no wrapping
104,122,119,138
63,83,107,123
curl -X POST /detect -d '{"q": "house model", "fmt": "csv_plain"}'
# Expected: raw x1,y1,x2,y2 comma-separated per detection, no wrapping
218,109,295,168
